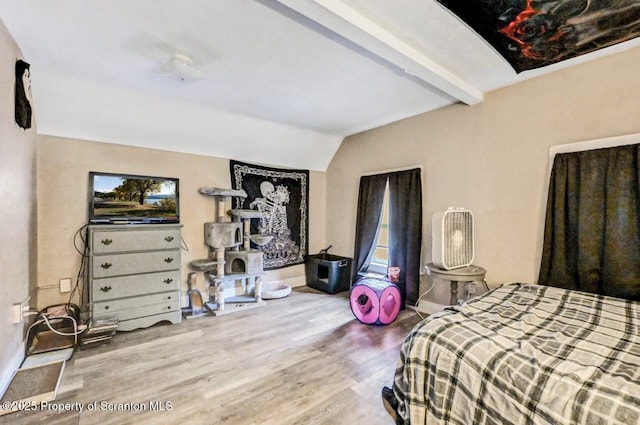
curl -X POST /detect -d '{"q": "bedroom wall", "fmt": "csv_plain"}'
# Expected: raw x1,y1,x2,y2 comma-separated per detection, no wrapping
0,20,38,393
325,46,640,303
36,136,327,309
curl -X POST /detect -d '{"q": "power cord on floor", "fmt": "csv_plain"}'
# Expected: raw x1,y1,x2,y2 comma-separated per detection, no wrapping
412,279,491,320
25,305,86,354
413,280,436,320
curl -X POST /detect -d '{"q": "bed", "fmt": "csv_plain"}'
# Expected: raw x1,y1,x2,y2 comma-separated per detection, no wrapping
391,283,640,425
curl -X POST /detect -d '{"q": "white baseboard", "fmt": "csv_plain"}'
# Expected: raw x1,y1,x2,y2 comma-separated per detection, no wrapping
0,343,25,398
180,276,308,307
267,276,306,288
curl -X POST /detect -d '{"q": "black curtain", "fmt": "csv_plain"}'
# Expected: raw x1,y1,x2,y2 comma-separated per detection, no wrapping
352,174,387,282
353,168,423,307
538,144,640,301
388,169,423,307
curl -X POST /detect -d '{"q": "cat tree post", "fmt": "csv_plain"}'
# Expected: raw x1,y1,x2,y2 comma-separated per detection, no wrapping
214,247,226,311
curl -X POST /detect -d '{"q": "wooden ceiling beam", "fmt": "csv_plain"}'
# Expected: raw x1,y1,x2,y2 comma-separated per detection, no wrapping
274,0,484,105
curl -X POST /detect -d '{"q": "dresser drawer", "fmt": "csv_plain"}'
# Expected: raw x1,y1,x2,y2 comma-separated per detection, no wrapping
92,270,180,301
93,292,180,321
92,250,180,278
92,228,182,254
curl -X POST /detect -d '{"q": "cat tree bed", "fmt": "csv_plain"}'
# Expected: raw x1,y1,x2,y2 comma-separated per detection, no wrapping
189,259,219,272
261,282,292,299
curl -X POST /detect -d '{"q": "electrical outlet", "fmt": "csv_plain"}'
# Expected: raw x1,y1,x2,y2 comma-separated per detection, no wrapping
60,278,72,293
11,303,23,323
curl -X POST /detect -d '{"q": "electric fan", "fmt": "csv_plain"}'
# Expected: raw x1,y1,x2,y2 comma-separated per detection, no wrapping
123,32,215,82
432,208,474,270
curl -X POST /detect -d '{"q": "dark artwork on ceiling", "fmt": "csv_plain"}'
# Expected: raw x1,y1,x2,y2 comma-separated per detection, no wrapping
435,0,640,72
15,59,32,129
229,160,309,270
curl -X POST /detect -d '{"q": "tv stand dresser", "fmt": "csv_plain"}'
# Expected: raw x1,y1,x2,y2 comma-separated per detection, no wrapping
88,224,183,331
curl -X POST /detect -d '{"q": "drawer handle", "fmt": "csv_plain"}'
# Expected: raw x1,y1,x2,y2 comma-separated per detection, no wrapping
100,286,112,292
101,238,113,245
165,236,174,242
101,262,113,269
167,306,172,310
167,296,172,300
164,257,174,263
104,305,110,310
164,278,173,284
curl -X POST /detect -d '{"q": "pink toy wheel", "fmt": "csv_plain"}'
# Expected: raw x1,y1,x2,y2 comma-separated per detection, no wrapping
350,284,380,324
378,286,401,324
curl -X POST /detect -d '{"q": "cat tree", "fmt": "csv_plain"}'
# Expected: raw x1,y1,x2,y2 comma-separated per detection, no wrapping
188,187,271,316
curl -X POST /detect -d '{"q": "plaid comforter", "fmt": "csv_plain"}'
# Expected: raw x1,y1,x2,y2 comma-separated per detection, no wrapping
393,283,640,425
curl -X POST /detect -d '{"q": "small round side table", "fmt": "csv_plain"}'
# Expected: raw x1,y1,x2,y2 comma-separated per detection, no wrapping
426,263,487,305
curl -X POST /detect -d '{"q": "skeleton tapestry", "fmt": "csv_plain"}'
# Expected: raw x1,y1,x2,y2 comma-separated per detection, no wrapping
436,0,640,72
229,160,309,270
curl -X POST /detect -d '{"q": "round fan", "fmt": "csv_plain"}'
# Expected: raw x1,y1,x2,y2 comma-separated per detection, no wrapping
123,32,215,82
154,53,205,81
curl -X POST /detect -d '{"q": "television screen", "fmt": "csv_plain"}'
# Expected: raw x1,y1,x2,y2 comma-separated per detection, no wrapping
89,172,179,224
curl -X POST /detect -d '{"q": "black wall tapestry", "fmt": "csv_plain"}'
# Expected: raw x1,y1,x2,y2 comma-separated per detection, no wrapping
230,160,309,270
15,59,32,129
435,0,640,73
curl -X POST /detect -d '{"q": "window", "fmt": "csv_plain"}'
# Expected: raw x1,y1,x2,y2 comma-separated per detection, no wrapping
353,168,422,306
368,181,389,275
539,141,640,300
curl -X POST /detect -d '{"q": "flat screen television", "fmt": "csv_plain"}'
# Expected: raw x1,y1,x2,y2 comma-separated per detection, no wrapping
88,172,179,224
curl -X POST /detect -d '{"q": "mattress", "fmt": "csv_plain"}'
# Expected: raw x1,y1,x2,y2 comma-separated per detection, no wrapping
393,283,640,424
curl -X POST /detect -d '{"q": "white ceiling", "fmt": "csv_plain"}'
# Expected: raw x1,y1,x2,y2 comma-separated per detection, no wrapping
1,0,639,170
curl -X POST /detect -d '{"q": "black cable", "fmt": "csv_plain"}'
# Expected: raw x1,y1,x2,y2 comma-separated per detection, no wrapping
68,224,90,318
73,223,90,256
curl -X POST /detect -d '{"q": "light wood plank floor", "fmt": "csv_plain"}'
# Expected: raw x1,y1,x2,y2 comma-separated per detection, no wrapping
3,286,422,425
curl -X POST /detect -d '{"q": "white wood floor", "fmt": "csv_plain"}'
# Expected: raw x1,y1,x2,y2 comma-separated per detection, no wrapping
3,286,421,425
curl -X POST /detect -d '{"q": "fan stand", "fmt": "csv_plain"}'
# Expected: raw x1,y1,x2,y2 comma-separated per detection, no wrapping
426,264,487,305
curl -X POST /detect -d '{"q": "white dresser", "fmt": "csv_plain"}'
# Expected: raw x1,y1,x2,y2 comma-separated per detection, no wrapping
88,224,183,331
